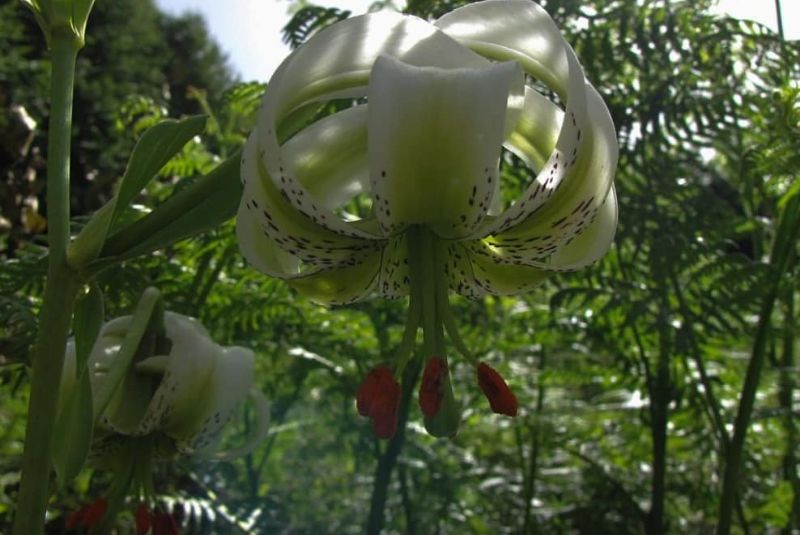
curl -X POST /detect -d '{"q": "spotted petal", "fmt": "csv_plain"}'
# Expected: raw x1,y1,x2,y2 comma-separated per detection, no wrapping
436,0,597,238
255,11,494,240
368,55,523,238
170,346,255,454
133,313,219,436
482,87,618,270
239,133,379,271
253,10,529,241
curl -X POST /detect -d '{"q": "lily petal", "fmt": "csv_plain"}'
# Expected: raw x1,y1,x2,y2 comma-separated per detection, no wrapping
256,11,493,240
368,55,523,238
237,180,383,305
377,234,411,299
282,105,370,211
437,0,596,238
133,313,218,436
482,87,618,270
287,251,382,305
542,184,618,270
173,346,255,454
445,242,549,297
239,133,380,271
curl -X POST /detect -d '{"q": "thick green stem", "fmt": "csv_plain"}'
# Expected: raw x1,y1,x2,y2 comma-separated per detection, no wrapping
779,288,799,534
716,196,800,535
647,313,670,535
13,38,80,535
522,349,547,535
365,360,421,535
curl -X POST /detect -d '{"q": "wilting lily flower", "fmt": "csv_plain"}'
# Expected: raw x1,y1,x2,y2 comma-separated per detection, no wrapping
237,0,617,436
61,312,258,455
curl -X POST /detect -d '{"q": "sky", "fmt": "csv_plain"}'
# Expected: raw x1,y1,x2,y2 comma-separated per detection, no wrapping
154,0,799,82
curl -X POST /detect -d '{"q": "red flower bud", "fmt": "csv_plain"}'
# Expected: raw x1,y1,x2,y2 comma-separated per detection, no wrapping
83,497,108,527
477,362,518,417
356,366,401,439
419,357,448,418
135,503,152,534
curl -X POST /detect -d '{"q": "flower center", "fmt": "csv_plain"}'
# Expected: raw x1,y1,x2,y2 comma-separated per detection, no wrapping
356,225,519,438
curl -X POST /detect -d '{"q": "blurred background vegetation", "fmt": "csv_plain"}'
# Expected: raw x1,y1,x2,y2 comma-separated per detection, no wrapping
1,0,799,533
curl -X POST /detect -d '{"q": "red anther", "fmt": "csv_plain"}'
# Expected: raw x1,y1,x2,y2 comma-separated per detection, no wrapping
82,497,108,527
477,362,518,417
152,512,180,535
356,365,401,439
419,357,448,418
135,503,152,534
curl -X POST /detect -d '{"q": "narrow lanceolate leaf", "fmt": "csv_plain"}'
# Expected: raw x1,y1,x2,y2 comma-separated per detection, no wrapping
68,115,207,268
92,288,162,422
367,56,522,238
72,283,104,373
94,150,242,267
52,368,94,486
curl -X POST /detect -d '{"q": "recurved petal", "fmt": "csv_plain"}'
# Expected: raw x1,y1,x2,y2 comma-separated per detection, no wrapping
539,184,618,270
281,105,369,211
133,313,218,436
482,87,618,270
437,0,596,238
287,252,382,305
257,11,493,240
368,55,523,238
239,132,380,271
445,242,549,298
376,234,411,299
172,346,255,454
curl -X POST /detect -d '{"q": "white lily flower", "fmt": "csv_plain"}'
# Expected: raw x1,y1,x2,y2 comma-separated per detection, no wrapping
62,312,258,455
236,0,617,437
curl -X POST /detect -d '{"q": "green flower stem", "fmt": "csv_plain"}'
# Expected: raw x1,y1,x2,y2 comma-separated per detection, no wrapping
95,441,138,535
408,226,445,358
393,288,421,377
435,250,476,365
13,37,81,535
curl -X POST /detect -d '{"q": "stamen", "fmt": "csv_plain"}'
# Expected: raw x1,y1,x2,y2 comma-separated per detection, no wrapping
476,362,518,417
356,366,401,438
419,357,448,417
136,503,152,535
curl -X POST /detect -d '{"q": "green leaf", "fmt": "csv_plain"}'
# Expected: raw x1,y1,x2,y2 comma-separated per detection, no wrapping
72,283,104,373
93,287,162,421
87,149,241,272
52,368,93,486
68,115,207,268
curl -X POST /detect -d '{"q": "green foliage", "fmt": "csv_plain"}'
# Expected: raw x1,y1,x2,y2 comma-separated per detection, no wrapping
282,6,352,49
1,0,799,533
